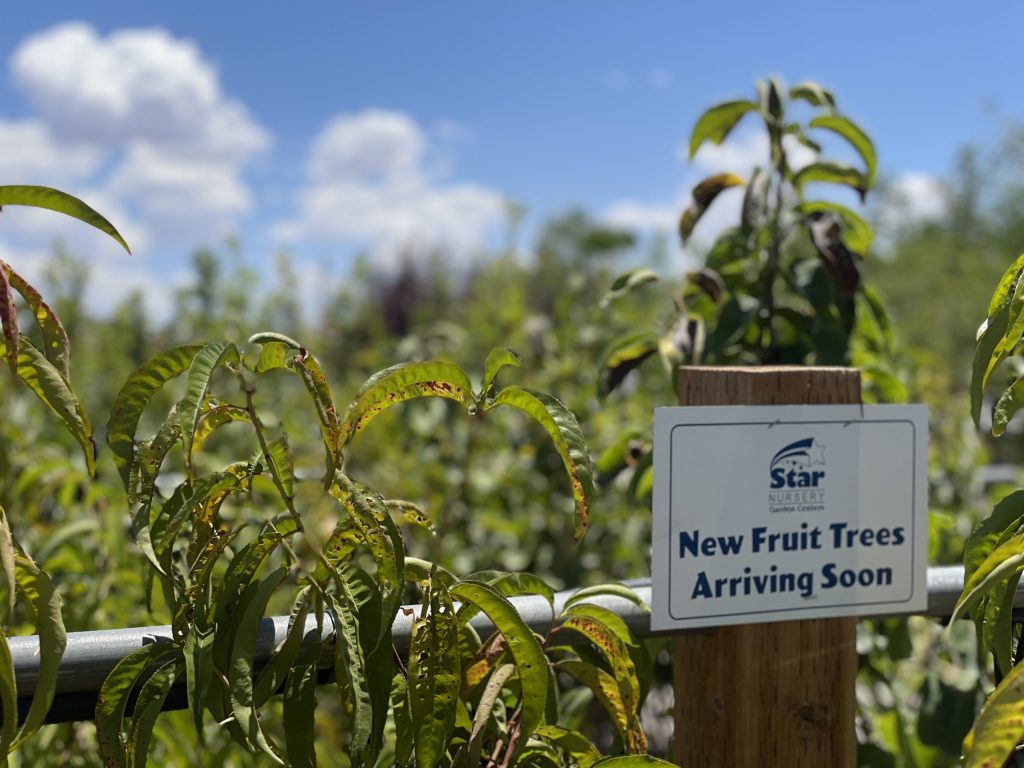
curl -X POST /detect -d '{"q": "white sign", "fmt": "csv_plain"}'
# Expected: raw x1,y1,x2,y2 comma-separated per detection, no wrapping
651,405,928,631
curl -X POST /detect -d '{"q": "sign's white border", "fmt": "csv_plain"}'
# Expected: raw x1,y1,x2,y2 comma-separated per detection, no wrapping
651,404,929,631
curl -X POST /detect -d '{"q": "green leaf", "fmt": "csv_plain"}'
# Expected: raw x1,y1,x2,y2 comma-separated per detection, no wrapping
391,673,414,767
341,360,476,447
327,474,404,645
489,386,594,542
254,587,311,707
592,757,677,767
229,568,288,762
385,498,433,531
0,634,17,760
0,508,15,626
951,531,1024,624
107,345,202,489
988,255,1024,316
263,432,295,499
405,558,458,589
328,575,374,754
13,556,67,747
0,336,95,475
451,580,548,740
467,663,516,765
408,585,460,768
184,624,216,735
96,641,180,768
595,430,648,486
2,261,70,379
247,331,303,349
211,517,299,628
534,725,601,768
562,603,638,648
601,268,660,307
564,583,650,612
972,301,1011,427
283,620,321,768
963,656,1024,768
175,341,240,462
792,162,869,197
795,201,873,254
810,114,877,186
192,404,250,455
599,332,658,398
0,185,130,253
0,264,18,374
993,378,1024,436
965,492,1024,581
557,615,642,746
557,660,638,751
482,347,522,398
688,100,758,159
679,173,746,243
127,660,183,768
789,81,836,109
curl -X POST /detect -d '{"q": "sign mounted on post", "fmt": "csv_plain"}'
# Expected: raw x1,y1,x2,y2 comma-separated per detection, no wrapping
651,404,928,631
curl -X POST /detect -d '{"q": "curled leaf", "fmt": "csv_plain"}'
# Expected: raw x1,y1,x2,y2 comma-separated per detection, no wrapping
0,185,130,253
688,100,757,159
488,386,593,541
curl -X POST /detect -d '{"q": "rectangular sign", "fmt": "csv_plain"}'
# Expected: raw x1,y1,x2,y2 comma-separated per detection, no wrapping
651,404,928,631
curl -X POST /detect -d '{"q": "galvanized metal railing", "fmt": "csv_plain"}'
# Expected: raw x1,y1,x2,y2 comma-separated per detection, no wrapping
8,565,977,723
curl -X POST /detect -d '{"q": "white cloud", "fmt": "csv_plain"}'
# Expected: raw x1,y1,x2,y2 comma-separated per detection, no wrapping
0,120,102,182
276,109,504,268
11,23,267,156
5,22,269,252
603,200,677,232
309,111,425,183
887,173,947,223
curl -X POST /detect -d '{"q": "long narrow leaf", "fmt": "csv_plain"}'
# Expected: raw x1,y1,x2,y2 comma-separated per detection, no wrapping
2,262,70,378
95,641,179,768
963,657,1024,768
107,345,202,488
126,660,183,768
175,341,240,462
13,556,67,747
489,386,593,541
340,360,475,447
451,580,548,740
809,114,877,186
0,336,95,475
482,348,522,398
688,100,757,158
229,567,288,762
0,185,130,253
408,586,460,768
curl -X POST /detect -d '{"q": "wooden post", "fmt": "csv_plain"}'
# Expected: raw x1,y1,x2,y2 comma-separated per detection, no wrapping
672,366,859,767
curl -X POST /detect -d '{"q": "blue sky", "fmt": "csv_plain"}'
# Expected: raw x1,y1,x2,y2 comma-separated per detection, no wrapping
0,3,1020,317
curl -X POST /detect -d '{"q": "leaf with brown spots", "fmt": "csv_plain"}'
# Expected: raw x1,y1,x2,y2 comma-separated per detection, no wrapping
2,261,70,379
451,580,548,740
340,360,476,448
487,386,593,542
963,655,1024,767
408,585,460,768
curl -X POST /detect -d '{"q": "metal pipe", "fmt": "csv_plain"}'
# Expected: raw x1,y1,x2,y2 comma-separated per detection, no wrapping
6,565,976,723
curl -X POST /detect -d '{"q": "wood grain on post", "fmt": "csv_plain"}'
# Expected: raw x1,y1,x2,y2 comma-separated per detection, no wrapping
672,366,859,767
